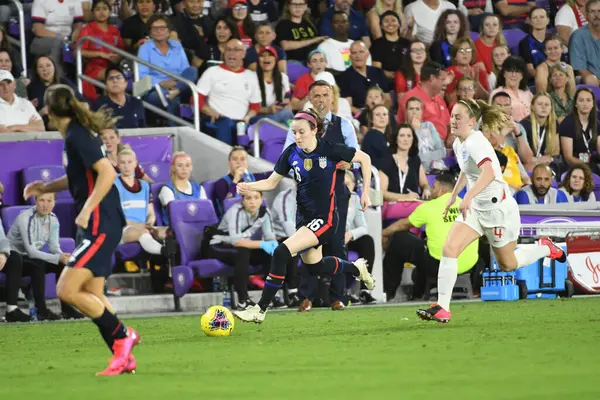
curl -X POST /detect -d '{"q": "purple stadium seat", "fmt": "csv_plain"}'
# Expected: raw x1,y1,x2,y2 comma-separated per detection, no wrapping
180,104,193,120
168,200,263,297
151,182,166,226
426,174,436,189
201,179,218,201
140,161,171,183
1,206,29,232
22,165,73,204
115,243,144,265
503,29,528,56
287,63,310,84
247,120,288,163
469,31,480,41
0,273,32,293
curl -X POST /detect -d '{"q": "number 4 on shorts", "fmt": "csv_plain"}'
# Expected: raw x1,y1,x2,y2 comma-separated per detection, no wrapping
493,227,503,239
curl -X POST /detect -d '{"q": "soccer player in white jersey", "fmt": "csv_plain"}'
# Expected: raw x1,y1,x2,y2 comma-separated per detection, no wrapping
417,99,567,323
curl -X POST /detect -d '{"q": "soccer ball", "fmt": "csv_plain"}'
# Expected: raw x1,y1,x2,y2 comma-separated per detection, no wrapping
201,305,235,337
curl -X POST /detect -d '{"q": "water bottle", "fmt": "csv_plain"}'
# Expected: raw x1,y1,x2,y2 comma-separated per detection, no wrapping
222,282,232,309
29,301,37,322
236,121,247,137
212,276,221,293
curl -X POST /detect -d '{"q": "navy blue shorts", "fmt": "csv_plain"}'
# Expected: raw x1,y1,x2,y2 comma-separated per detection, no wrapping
68,225,122,278
296,211,339,248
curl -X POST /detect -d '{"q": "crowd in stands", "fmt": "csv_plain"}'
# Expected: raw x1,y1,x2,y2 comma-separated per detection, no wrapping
1,0,600,320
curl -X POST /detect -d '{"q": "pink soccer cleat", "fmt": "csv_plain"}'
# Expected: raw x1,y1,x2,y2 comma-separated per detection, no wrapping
96,353,128,376
128,327,142,347
124,355,137,374
539,238,567,263
416,304,451,323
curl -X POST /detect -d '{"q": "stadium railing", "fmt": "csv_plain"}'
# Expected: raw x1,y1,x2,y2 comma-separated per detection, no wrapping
7,0,27,78
75,36,201,131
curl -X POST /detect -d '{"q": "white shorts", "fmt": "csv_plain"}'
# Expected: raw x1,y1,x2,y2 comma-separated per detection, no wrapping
456,196,521,248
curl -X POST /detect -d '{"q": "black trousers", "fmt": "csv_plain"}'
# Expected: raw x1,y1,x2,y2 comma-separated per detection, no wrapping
207,245,271,301
348,235,375,290
2,252,60,310
383,231,425,297
298,190,350,304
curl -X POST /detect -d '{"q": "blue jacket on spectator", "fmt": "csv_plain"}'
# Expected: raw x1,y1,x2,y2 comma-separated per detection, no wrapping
93,95,146,129
515,185,568,205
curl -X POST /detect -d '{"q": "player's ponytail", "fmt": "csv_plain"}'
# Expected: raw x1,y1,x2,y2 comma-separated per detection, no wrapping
293,108,325,137
458,99,509,136
45,84,121,134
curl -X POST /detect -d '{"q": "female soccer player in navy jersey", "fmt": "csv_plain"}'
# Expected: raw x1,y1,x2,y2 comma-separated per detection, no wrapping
23,85,140,376
233,109,376,324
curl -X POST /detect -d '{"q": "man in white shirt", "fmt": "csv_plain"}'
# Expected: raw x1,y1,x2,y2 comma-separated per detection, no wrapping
405,0,456,45
0,71,45,133
555,1,587,46
317,11,371,73
197,38,261,145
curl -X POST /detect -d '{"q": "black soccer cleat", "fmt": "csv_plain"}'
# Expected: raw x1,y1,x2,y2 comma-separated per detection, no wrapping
37,308,62,321
416,304,451,323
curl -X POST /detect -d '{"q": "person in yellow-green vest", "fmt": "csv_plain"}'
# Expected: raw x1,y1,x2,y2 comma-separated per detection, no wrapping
382,173,479,300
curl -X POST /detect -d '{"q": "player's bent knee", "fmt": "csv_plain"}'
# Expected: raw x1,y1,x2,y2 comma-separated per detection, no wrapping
57,284,75,304
442,241,462,259
497,261,518,272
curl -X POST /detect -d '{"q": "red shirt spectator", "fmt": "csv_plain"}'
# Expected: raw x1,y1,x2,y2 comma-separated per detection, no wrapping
397,63,450,140
293,73,314,100
395,71,421,93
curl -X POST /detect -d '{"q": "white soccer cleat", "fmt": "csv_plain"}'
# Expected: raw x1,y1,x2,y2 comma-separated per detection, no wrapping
354,258,375,290
233,304,266,324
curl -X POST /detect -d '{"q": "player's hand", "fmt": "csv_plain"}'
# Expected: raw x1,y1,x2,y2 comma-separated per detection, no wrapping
344,231,352,245
459,195,472,220
337,161,352,170
236,182,250,195
232,167,245,183
75,208,92,229
360,192,371,211
0,253,7,271
23,180,46,201
442,194,457,218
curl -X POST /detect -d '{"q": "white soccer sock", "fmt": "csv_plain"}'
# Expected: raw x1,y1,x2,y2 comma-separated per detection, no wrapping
437,257,458,311
7,305,17,312
288,288,298,294
139,232,163,255
515,244,551,268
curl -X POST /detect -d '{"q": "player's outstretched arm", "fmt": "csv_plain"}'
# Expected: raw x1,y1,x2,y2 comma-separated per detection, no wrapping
452,171,467,198
23,176,69,200
352,150,372,210
237,172,284,195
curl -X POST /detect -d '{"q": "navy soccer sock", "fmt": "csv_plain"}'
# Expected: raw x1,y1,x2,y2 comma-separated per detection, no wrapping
306,257,360,277
258,244,291,311
92,308,127,352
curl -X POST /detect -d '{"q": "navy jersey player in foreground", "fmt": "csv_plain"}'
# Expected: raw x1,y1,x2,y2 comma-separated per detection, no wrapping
23,85,141,376
233,109,376,323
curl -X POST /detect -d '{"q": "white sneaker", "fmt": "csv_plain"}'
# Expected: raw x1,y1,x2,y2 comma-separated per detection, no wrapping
233,304,266,324
354,258,375,290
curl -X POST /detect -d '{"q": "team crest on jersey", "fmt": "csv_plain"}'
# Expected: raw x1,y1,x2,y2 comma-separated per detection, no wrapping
461,149,468,161
319,157,327,169
304,159,312,171
187,202,198,216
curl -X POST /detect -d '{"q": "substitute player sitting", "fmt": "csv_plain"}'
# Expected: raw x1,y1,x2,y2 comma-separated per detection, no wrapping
417,99,567,323
114,145,168,255
233,109,375,324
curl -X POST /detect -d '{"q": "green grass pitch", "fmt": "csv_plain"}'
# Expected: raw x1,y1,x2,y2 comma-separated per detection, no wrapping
1,298,599,400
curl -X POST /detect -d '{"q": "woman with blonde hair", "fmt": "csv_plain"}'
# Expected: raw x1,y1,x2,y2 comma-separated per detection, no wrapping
474,14,507,75
417,99,567,323
366,0,409,40
158,151,208,225
547,63,574,123
520,92,561,171
23,84,139,375
488,44,510,91
115,145,168,255
100,128,153,183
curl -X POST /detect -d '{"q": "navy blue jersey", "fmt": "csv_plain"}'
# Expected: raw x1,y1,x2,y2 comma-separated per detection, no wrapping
274,139,356,221
63,120,125,235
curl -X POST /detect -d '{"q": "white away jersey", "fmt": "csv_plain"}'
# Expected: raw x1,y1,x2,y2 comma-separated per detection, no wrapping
453,130,508,210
